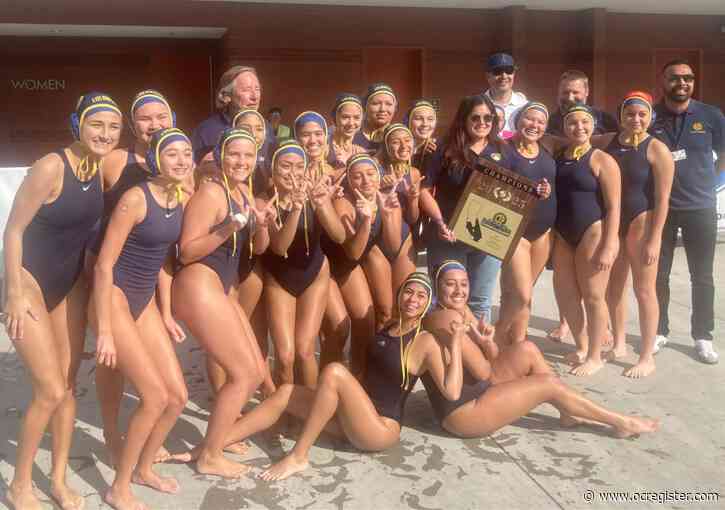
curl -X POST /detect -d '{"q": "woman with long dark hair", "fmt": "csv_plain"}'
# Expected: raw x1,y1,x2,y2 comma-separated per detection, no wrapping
420,94,508,323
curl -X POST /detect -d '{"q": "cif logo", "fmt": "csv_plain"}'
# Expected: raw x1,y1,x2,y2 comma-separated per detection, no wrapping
493,212,507,225
493,186,512,202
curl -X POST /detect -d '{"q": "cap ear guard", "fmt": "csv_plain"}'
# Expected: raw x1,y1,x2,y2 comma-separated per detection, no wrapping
70,112,81,140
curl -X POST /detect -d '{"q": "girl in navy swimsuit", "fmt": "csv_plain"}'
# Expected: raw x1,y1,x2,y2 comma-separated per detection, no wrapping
90,89,181,468
230,110,275,393
173,127,275,478
92,128,192,510
406,99,439,170
329,93,367,169
597,92,674,378
3,92,119,510
353,83,397,153
423,262,658,440
322,154,404,373
262,138,345,388
552,105,622,377
495,102,556,346
187,272,473,481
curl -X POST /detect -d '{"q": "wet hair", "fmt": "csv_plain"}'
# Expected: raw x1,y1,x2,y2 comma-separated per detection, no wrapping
443,94,502,171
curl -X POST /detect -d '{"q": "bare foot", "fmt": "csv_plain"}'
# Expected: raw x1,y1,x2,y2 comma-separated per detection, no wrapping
623,356,656,379
132,468,180,494
547,323,569,342
196,452,250,479
105,485,148,510
564,350,587,365
570,358,605,376
259,453,309,481
224,441,250,456
51,482,85,510
7,484,43,510
153,445,170,463
614,416,660,438
604,345,628,361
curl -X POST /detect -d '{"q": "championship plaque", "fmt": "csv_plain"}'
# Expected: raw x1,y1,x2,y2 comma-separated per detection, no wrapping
448,157,538,263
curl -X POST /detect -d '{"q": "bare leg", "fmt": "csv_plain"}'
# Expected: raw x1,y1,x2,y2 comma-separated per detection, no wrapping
571,224,614,376
294,261,331,388
104,290,172,510
390,234,416,299
47,276,89,510
363,247,394,331
552,233,587,364
264,273,297,385
95,364,125,466
320,280,350,368
495,240,533,346
173,269,263,479
7,274,67,510
260,363,401,481
606,241,631,360
130,302,188,495
443,374,658,438
338,266,375,376
623,212,659,378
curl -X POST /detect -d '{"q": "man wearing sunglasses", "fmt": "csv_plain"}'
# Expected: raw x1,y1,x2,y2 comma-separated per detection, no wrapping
650,59,725,365
483,52,527,136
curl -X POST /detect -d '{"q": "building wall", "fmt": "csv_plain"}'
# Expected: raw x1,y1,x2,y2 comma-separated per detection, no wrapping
1,2,723,166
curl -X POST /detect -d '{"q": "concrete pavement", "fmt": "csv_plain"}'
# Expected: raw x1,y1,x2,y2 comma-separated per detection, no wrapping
1,245,723,510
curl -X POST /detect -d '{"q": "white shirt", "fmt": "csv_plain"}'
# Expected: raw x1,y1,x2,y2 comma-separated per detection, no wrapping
484,89,527,135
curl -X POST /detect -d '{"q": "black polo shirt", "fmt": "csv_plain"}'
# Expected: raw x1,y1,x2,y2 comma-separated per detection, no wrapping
547,107,619,137
651,99,725,210
191,110,276,166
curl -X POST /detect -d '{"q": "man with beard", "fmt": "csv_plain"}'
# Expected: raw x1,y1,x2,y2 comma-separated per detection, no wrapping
191,65,276,165
483,52,527,137
546,70,618,137
650,59,725,364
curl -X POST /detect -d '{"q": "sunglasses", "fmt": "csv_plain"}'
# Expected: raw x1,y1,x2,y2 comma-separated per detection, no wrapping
492,66,516,76
668,74,695,84
470,114,494,124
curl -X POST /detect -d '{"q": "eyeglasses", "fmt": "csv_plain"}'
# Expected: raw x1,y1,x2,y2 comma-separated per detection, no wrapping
668,74,695,84
470,114,494,124
492,66,516,76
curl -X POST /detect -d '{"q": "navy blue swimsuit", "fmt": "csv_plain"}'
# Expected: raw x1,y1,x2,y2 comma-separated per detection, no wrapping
555,148,605,246
22,150,103,311
421,368,490,424
112,182,182,319
263,203,325,297
197,181,250,293
606,136,655,232
90,150,149,254
322,201,383,280
508,146,557,241
362,327,419,423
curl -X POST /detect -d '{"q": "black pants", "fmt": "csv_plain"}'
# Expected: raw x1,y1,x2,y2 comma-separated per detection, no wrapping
656,207,717,341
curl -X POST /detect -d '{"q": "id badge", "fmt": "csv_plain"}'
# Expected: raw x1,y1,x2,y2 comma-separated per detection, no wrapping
672,149,687,162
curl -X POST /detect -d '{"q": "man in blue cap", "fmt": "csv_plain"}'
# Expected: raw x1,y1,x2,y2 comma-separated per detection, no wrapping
483,52,527,137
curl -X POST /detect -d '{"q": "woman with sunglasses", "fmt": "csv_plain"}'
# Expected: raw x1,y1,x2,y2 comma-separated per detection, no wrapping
422,261,659,439
552,104,621,376
420,94,509,323
494,102,556,346
595,92,674,378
